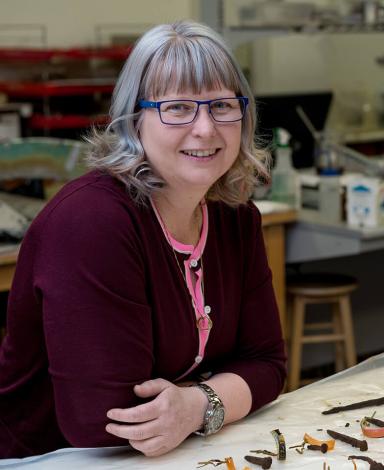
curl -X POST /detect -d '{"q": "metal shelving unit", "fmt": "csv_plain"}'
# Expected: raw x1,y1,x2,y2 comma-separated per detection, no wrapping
200,0,384,47
0,44,131,135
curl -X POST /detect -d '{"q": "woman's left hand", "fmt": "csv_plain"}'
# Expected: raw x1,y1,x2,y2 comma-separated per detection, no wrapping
105,378,207,456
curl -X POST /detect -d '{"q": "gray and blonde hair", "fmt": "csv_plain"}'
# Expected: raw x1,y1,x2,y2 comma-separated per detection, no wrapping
87,20,270,206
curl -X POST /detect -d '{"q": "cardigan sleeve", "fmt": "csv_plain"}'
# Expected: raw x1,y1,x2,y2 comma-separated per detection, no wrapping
212,203,287,413
34,186,153,447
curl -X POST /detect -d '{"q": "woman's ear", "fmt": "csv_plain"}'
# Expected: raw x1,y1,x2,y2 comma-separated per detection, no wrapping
135,112,144,136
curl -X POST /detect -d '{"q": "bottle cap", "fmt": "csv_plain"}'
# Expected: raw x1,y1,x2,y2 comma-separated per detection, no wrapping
274,128,291,148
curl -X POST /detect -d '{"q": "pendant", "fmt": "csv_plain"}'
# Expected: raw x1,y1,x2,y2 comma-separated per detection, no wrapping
197,316,213,331
204,305,211,315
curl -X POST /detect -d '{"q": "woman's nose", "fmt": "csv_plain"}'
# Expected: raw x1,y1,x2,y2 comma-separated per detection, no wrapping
191,105,217,137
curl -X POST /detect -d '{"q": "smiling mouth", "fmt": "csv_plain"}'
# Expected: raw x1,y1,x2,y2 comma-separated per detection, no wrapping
181,149,219,158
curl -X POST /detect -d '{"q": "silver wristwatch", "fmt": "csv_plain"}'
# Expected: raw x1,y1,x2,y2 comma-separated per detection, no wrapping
194,383,225,436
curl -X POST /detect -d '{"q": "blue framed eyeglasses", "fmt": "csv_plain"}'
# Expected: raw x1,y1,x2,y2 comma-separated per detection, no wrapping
138,97,248,125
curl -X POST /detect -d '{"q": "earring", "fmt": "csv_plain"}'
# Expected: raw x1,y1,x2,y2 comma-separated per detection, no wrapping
135,164,149,178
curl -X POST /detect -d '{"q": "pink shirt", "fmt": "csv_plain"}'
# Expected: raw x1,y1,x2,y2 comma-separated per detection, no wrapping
151,199,210,379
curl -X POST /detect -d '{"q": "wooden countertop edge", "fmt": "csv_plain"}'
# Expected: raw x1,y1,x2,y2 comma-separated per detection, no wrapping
0,246,20,265
261,209,298,227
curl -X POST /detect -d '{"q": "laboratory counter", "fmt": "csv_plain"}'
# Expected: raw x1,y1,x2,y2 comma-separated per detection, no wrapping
2,352,384,469
286,209,384,264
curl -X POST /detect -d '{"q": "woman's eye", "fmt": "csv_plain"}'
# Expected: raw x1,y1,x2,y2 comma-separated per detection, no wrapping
211,100,232,111
163,102,193,113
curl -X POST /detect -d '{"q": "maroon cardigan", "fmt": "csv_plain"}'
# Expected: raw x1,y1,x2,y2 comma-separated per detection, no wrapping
0,170,286,458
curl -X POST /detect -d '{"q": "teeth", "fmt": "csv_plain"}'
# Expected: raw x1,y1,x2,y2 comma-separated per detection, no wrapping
183,149,216,157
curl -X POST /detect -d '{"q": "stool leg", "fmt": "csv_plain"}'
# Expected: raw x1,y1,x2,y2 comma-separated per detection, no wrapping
339,295,357,368
288,296,306,392
285,296,293,343
332,303,344,372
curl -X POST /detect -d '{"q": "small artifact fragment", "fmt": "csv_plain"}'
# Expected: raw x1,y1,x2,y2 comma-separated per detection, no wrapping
307,443,328,453
197,458,236,470
365,417,384,427
225,457,236,470
348,455,384,469
289,441,305,454
250,450,277,457
326,429,368,451
304,433,335,450
197,459,227,468
244,455,272,469
271,428,286,460
322,397,384,415
288,441,305,455
289,441,305,449
361,416,384,438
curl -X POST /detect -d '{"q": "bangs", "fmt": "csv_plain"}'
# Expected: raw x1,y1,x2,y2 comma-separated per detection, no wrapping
142,38,241,99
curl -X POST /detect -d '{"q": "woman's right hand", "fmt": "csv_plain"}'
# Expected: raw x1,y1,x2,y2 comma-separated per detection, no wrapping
106,378,207,456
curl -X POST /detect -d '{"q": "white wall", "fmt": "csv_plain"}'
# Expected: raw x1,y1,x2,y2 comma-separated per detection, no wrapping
0,0,198,47
326,33,384,94
218,1,384,97
2,0,382,99
251,34,330,94
251,33,384,96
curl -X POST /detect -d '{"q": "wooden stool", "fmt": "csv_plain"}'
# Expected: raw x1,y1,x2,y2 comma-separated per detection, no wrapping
287,273,357,392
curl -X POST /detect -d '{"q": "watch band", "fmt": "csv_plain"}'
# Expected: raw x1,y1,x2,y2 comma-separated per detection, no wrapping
194,383,225,436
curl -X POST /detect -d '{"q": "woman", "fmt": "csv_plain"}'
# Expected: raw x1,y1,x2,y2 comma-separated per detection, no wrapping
0,20,286,459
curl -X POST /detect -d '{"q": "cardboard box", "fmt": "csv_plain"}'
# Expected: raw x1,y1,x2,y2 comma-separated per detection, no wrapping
346,176,384,227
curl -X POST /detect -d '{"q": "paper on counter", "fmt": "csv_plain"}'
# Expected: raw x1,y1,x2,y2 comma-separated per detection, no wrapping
1,354,384,470
253,199,293,214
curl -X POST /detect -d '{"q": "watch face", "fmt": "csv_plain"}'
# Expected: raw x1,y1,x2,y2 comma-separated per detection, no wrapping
195,383,225,436
208,406,225,433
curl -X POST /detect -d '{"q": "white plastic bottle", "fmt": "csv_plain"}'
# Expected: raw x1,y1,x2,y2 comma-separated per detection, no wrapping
269,128,300,209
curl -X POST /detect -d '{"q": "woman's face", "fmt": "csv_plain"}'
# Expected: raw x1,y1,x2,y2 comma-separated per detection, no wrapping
138,87,242,195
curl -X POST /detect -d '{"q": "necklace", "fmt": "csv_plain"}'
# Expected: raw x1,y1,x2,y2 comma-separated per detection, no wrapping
171,248,212,331
150,198,212,332
150,197,212,378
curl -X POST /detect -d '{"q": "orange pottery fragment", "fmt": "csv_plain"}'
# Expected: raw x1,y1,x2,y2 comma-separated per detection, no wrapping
361,418,384,438
304,433,335,450
225,457,236,470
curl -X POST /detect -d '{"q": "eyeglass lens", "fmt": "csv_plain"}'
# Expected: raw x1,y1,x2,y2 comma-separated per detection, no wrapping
159,98,245,124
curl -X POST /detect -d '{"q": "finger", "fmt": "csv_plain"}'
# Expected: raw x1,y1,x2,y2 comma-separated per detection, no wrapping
129,436,168,457
107,400,159,423
177,380,197,387
134,378,172,398
105,421,159,441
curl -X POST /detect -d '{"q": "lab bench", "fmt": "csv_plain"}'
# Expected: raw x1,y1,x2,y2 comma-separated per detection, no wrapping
3,352,384,469
286,209,384,264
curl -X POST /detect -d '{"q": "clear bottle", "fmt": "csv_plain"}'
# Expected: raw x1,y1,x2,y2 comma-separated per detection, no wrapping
269,128,300,209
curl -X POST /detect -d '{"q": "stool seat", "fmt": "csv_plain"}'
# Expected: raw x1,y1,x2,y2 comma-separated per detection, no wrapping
286,272,357,391
287,273,358,297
